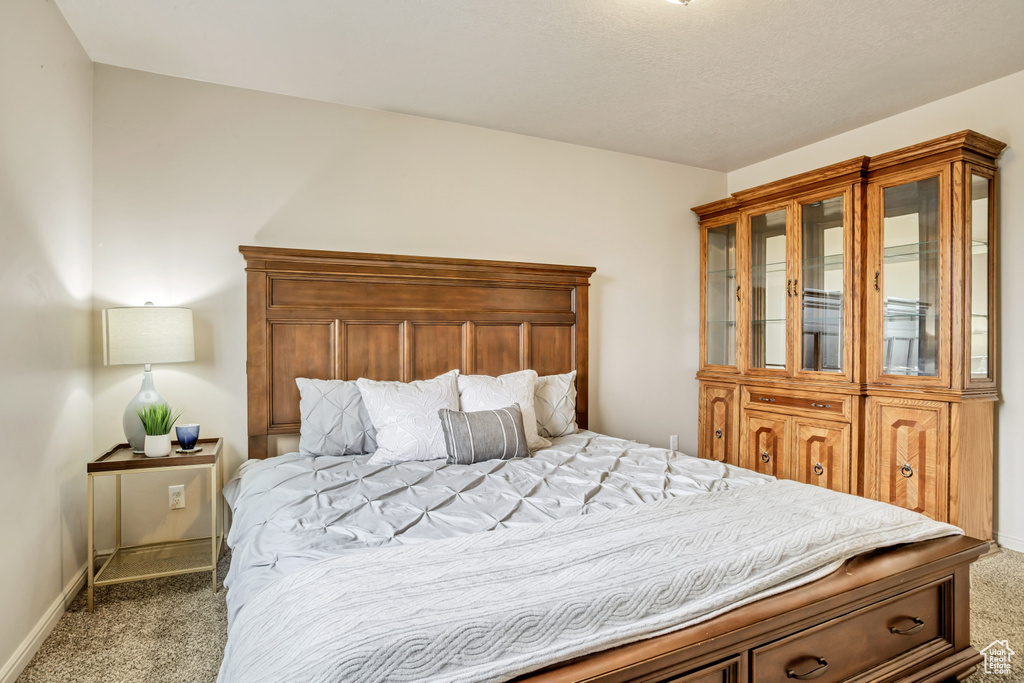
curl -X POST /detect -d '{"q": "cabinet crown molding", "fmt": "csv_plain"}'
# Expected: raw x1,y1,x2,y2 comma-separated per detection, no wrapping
692,130,1005,221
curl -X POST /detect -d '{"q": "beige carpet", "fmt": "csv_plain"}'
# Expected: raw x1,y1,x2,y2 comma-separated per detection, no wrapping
17,548,1024,682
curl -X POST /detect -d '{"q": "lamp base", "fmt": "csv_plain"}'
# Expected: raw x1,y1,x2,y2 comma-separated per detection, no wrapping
124,371,165,453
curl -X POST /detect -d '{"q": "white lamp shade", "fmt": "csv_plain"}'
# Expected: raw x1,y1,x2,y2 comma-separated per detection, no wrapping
103,306,195,366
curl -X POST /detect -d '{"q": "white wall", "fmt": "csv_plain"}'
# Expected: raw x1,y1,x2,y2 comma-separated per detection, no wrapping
91,66,726,547
0,1,93,680
728,68,1024,552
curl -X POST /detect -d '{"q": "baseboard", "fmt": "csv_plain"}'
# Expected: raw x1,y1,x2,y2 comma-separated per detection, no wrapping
0,564,87,683
994,530,1024,554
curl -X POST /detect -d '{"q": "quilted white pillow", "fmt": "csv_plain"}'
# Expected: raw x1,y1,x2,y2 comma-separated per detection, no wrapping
458,370,551,452
357,370,460,465
534,371,578,438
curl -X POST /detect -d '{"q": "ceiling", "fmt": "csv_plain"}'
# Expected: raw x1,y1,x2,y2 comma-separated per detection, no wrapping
56,0,1024,171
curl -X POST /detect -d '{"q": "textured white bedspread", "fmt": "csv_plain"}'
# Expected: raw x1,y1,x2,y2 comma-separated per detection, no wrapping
218,479,959,683
222,431,772,624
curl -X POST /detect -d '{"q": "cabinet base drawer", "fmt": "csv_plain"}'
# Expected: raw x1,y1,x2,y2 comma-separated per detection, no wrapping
743,388,852,422
752,578,952,683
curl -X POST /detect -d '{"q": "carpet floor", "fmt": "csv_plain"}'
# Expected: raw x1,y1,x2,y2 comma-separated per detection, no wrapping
16,547,1024,682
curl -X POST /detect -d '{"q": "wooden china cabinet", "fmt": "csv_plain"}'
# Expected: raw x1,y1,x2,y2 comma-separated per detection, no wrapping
693,131,1003,540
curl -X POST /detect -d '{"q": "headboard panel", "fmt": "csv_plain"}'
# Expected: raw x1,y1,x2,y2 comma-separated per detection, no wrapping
241,246,596,459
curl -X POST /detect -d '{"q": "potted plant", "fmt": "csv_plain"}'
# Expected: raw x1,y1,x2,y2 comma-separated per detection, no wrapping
137,403,183,457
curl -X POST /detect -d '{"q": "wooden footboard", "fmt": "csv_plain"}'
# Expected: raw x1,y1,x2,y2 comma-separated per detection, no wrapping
519,536,987,683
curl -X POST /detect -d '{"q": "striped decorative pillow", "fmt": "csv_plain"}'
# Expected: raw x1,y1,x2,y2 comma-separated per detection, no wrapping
438,404,529,464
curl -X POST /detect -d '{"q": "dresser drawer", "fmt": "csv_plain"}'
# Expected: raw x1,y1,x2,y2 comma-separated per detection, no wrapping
743,389,851,422
752,579,951,682
625,654,743,683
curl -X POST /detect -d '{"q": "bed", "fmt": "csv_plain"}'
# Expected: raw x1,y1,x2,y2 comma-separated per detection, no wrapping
224,245,988,683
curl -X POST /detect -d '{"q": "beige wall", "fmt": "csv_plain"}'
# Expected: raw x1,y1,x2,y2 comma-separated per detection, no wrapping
91,66,726,547
728,68,1024,552
0,1,93,679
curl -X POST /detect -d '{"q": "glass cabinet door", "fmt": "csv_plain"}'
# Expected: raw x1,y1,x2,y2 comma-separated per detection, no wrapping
969,172,994,383
879,176,941,378
705,222,737,367
749,208,788,371
799,195,845,375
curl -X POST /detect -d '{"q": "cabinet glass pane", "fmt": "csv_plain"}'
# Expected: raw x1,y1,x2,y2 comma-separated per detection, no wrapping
971,174,991,379
800,196,844,372
750,209,787,370
881,177,940,377
706,223,736,366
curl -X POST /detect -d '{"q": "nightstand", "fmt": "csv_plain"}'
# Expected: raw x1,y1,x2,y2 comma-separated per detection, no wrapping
86,437,224,612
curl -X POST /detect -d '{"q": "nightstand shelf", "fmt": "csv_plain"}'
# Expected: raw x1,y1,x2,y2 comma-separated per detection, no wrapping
87,437,224,612
94,536,219,585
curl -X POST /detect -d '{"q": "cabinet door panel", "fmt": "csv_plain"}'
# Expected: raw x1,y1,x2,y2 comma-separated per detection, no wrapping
867,167,951,388
742,412,788,477
699,384,736,464
701,220,739,371
791,419,850,493
794,189,854,382
747,205,791,375
869,398,948,521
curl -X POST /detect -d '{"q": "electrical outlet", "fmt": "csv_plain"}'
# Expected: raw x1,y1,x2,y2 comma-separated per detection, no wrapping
669,435,679,451
169,485,185,510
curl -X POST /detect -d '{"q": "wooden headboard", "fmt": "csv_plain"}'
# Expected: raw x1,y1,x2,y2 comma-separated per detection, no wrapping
241,246,596,459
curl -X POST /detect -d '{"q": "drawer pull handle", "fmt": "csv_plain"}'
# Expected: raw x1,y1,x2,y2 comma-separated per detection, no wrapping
813,463,824,475
760,451,771,463
787,657,828,680
715,429,723,439
787,279,792,297
811,402,831,409
759,397,776,403
900,463,914,478
890,617,925,636
874,270,880,291
736,285,741,301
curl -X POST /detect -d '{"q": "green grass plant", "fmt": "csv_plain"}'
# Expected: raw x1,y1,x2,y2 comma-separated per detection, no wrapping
137,403,183,436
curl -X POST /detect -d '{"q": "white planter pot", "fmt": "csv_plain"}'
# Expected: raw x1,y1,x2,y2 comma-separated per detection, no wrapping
144,433,172,458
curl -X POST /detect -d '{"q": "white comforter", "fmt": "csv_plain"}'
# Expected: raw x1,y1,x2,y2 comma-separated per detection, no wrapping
219,478,958,683
222,431,773,624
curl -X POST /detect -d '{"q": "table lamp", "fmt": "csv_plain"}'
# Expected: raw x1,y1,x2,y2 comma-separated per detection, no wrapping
103,302,195,452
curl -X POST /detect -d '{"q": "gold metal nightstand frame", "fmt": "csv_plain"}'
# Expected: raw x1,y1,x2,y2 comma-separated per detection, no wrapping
86,438,225,612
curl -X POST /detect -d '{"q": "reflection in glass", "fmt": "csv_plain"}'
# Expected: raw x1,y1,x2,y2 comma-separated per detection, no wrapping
706,223,737,366
750,209,787,370
971,175,990,379
801,196,844,372
881,177,940,376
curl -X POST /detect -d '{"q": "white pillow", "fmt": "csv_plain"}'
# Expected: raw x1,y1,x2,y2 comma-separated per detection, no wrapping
535,371,578,438
458,370,551,452
356,370,460,465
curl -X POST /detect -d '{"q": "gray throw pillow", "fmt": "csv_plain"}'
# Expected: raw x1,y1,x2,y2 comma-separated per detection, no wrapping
296,378,377,456
438,404,529,465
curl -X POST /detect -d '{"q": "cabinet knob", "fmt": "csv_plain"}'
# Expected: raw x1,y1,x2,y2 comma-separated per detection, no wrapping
760,451,771,463
900,463,914,478
813,463,824,476
714,429,723,439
